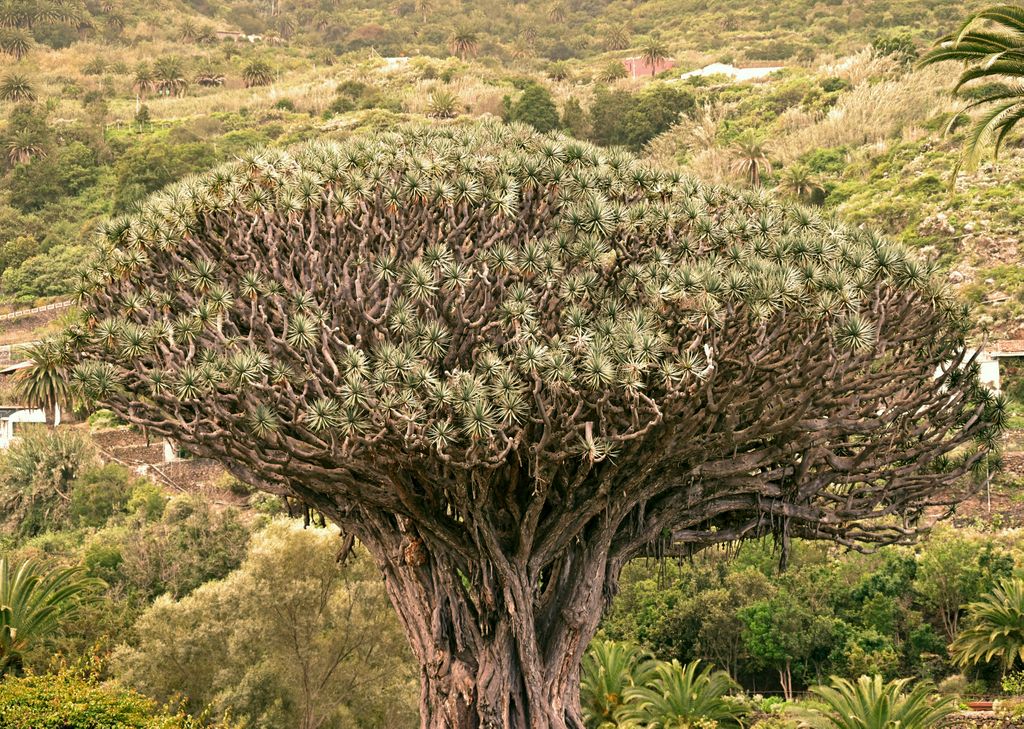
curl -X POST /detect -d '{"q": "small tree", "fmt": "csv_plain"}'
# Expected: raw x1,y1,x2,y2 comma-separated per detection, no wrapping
6,129,46,165
153,57,187,97
116,519,417,729
0,28,31,61
507,84,560,133
619,660,744,728
132,62,154,99
0,74,34,102
66,123,996,729
580,641,657,727
778,163,825,205
134,104,151,131
426,88,459,119
741,589,840,699
730,130,772,186
16,338,72,425
913,527,1013,642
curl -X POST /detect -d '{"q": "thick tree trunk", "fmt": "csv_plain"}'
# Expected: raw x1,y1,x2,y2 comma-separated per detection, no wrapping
355,521,611,729
415,626,586,729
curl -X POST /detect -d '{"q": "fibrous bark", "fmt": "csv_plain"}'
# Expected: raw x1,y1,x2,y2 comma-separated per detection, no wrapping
63,122,998,728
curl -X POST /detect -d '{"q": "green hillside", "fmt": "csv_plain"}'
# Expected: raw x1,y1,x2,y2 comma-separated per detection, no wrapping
5,3,1024,727
2,0,1019,340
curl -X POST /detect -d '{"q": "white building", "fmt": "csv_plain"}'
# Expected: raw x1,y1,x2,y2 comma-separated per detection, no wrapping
0,406,47,449
680,62,785,82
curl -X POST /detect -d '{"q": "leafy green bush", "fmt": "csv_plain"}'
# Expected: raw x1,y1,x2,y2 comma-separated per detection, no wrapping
1,243,94,303
86,409,125,431
116,519,417,728
1002,670,1024,695
112,140,218,213
506,83,560,133
0,666,237,728
588,83,695,150
8,142,101,212
70,464,140,528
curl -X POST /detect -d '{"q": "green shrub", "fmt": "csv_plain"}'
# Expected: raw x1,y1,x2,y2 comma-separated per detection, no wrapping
70,464,139,528
506,83,560,133
1,244,93,303
0,666,237,728
126,483,167,522
1002,670,1024,696
588,83,695,150
87,409,124,431
8,142,101,212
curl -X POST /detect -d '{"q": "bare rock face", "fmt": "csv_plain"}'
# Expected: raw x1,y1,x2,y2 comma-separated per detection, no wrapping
918,212,955,237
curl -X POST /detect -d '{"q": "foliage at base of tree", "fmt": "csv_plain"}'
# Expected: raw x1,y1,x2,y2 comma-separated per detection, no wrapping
115,519,418,729
600,529,1017,694
791,674,957,729
0,665,238,729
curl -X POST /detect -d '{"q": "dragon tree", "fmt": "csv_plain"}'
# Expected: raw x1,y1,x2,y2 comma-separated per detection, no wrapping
63,122,998,729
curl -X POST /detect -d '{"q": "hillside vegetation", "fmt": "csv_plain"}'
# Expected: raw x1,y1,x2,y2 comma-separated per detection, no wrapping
4,2,1024,727
3,0,1020,340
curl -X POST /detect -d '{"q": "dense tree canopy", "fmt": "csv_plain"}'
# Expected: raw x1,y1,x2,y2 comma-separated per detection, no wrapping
62,121,997,729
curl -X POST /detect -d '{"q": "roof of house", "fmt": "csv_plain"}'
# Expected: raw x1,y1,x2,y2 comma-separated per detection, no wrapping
680,62,785,81
0,360,32,375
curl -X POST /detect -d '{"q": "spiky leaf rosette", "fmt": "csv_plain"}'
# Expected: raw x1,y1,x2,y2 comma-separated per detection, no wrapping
68,121,994,557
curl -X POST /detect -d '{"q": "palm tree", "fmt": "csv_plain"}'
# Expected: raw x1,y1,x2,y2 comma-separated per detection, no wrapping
640,37,670,77
778,163,825,204
598,60,627,83
0,557,100,677
547,60,570,82
921,5,1024,166
413,0,432,23
7,128,46,165
950,578,1024,675
602,24,631,51
427,88,459,118
153,56,188,97
16,338,72,426
243,59,274,87
179,18,199,42
0,73,34,101
448,27,479,60
618,660,745,728
730,130,773,186
580,640,658,728
547,1,567,23
0,27,30,60
195,60,225,87
792,675,957,729
133,62,154,98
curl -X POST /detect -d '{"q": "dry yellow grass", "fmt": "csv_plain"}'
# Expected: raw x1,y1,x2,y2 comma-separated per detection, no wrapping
774,64,956,162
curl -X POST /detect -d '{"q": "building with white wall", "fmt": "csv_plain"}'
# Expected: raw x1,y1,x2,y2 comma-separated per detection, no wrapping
0,406,47,449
